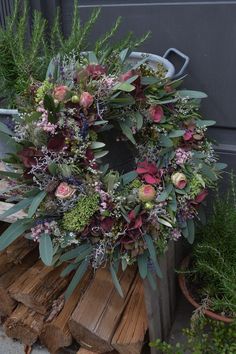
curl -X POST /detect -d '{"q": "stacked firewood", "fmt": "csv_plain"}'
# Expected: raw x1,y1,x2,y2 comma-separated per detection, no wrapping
0,217,148,354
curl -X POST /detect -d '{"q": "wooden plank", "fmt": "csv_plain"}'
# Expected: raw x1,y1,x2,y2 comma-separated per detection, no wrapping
167,241,176,322
3,304,44,345
69,266,137,353
9,261,70,314
143,274,162,354
0,248,38,316
40,270,93,353
0,201,27,223
158,255,171,340
112,274,148,354
76,349,117,354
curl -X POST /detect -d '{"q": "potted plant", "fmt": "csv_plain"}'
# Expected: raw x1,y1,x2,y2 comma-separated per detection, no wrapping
150,317,236,353
179,177,236,323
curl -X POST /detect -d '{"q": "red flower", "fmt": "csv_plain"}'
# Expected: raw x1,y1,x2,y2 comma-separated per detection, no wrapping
194,189,208,204
101,217,114,232
86,64,107,79
18,147,43,168
85,149,97,169
136,160,161,184
149,105,164,123
120,210,143,244
47,133,65,152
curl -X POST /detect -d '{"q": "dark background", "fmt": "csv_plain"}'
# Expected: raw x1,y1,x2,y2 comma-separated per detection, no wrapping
1,0,236,173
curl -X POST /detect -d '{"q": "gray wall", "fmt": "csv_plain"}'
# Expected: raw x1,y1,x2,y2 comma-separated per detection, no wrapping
1,0,236,172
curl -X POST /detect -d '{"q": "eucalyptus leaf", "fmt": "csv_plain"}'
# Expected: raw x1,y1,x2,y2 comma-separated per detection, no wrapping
144,234,162,278
94,150,109,159
113,82,135,92
157,217,173,228
90,141,106,149
134,112,143,130
60,244,91,262
120,48,130,63
28,191,47,218
156,184,173,202
141,76,159,85
60,263,78,277
168,130,185,138
119,121,136,144
0,219,32,251
121,170,138,185
65,260,89,299
39,233,53,266
215,162,227,170
0,197,33,219
121,257,128,272
200,164,218,181
159,135,173,147
138,252,148,279
88,51,98,64
178,90,208,99
196,120,216,128
110,264,124,297
0,122,14,136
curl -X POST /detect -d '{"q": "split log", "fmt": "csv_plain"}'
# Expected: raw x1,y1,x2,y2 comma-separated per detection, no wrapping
40,270,93,353
69,266,137,353
0,235,36,276
0,248,38,316
76,349,117,354
9,261,70,314
112,274,148,354
3,304,44,345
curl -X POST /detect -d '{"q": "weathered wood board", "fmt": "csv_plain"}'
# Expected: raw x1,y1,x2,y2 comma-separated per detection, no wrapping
69,266,137,353
9,261,70,314
112,273,148,354
4,304,44,345
40,270,93,353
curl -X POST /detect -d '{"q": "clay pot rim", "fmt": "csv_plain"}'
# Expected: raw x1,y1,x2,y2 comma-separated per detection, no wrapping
178,256,234,323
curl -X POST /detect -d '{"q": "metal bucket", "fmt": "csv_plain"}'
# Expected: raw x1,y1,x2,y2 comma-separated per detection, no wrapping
128,47,189,79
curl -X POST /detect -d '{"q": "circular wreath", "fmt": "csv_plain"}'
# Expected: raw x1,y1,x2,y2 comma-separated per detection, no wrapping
0,50,224,296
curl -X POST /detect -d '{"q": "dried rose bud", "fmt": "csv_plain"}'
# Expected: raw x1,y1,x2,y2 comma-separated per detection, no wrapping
138,184,156,202
55,182,76,199
171,172,187,189
53,85,69,101
148,105,164,123
79,92,94,108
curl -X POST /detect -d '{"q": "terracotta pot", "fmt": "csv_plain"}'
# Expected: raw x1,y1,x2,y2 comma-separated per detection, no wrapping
178,256,233,323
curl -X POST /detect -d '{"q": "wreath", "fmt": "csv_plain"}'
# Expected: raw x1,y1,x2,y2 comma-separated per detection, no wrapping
0,49,224,297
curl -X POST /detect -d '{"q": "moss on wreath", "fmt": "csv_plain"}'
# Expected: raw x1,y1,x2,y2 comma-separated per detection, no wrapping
62,194,99,232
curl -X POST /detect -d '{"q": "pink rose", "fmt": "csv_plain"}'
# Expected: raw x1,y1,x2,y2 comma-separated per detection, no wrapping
80,92,94,108
138,185,156,202
171,172,187,189
149,105,164,123
55,182,76,199
183,130,193,141
53,85,69,101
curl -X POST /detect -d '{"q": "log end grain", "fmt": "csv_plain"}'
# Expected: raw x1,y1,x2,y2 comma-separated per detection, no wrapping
3,304,44,345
